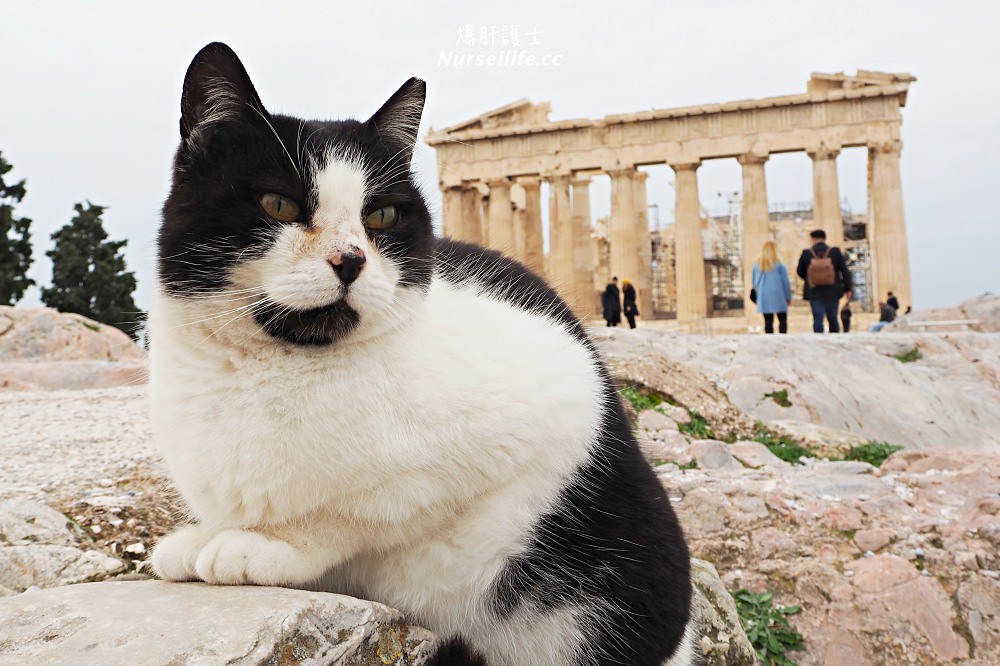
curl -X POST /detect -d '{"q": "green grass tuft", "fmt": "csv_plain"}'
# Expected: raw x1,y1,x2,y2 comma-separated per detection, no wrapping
678,412,715,439
893,347,922,363
752,424,816,465
764,389,792,408
619,386,666,413
842,440,903,467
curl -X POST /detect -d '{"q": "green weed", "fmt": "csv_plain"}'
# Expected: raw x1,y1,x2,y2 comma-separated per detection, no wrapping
678,412,715,439
765,389,792,408
732,589,805,666
752,424,816,465
842,440,903,467
894,347,922,363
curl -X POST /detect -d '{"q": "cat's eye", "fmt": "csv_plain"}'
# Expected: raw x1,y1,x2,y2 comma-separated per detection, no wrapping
364,205,398,230
259,193,301,223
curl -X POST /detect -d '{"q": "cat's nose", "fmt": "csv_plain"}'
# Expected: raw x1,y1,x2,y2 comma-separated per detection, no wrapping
329,248,366,286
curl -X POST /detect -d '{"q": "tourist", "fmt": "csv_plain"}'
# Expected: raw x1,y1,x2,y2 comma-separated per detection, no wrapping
622,279,639,329
796,229,853,333
751,240,792,334
870,301,897,332
840,302,853,333
602,277,622,327
887,291,900,311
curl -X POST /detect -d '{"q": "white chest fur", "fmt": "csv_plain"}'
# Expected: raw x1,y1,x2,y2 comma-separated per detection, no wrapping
150,278,603,543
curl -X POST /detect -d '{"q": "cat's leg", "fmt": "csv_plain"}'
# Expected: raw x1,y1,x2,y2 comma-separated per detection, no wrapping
151,523,216,581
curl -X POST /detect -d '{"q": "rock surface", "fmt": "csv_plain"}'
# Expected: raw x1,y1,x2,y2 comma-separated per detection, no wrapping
596,327,1000,451
0,306,146,391
0,580,437,665
0,499,125,592
657,447,1000,665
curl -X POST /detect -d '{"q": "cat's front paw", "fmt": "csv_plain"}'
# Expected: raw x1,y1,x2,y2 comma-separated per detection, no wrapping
152,524,213,581
194,529,309,586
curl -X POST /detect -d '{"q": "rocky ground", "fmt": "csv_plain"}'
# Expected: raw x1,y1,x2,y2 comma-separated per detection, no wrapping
2,298,1000,665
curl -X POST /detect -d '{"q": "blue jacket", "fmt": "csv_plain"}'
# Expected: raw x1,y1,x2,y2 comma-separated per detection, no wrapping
752,262,793,314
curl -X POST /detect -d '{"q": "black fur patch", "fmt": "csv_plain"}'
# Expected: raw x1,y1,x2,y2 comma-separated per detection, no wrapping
423,636,488,666
434,238,693,665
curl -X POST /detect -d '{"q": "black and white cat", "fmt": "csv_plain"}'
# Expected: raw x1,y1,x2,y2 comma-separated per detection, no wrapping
150,42,695,666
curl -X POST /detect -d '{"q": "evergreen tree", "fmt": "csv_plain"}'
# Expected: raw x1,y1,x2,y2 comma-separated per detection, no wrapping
41,201,145,340
0,151,35,304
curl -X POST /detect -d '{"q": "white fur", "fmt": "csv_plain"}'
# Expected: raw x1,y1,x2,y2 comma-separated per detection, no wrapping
151,156,614,664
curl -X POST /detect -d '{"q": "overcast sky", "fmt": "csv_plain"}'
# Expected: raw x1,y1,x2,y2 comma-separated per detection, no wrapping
3,0,997,311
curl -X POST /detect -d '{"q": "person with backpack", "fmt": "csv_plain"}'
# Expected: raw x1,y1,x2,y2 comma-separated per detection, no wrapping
796,229,853,333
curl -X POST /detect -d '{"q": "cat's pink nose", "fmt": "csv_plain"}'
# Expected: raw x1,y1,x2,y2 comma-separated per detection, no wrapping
329,247,366,285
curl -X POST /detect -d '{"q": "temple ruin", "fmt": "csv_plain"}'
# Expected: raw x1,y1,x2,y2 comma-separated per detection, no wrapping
425,71,915,325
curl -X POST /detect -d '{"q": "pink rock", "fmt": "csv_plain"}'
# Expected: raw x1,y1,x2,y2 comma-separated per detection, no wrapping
854,527,895,553
822,628,873,666
844,554,919,593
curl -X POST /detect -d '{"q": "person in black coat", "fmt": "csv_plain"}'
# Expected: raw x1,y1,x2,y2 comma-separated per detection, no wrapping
602,277,622,327
621,279,639,329
796,229,853,333
887,291,900,311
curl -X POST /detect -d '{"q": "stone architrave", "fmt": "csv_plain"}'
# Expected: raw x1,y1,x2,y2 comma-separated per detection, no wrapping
670,161,708,324
486,178,514,257
571,176,595,315
809,146,845,249
459,184,484,244
547,174,574,300
869,141,912,309
632,171,654,317
518,177,545,276
738,152,770,322
608,167,639,294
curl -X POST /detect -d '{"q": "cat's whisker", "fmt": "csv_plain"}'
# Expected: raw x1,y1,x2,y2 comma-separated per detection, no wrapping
246,101,301,179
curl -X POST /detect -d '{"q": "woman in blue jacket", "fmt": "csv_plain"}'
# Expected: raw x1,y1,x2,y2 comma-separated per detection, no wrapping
752,241,793,333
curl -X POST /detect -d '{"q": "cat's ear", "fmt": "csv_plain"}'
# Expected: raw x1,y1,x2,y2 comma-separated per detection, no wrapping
179,42,266,142
367,78,426,162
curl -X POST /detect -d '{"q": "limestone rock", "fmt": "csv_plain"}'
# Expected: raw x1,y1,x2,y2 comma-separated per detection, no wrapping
691,440,743,471
690,558,757,666
0,499,124,592
729,440,787,469
0,307,147,391
0,580,437,665
598,329,1000,451
638,408,679,432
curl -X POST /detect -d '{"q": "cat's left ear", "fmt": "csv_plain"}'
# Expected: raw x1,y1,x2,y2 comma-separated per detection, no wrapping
367,78,426,162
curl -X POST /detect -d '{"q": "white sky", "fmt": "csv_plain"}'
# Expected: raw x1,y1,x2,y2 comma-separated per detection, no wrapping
2,0,997,310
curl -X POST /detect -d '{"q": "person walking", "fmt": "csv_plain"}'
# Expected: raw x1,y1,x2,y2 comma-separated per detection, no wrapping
751,240,793,334
621,279,639,329
601,277,622,327
887,291,900,311
796,229,853,333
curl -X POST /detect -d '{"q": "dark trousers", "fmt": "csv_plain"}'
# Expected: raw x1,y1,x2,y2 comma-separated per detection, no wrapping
810,299,841,333
763,312,788,334
625,312,636,328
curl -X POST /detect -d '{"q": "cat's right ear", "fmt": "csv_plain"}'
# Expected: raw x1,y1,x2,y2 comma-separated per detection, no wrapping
179,42,265,143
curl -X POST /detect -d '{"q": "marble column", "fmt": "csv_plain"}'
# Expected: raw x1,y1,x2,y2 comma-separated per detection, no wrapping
519,177,545,276
440,185,464,239
670,161,708,323
809,146,844,249
608,167,639,295
486,177,514,257
459,184,484,245
571,176,595,315
632,171,654,317
547,174,574,300
869,140,912,309
738,152,770,321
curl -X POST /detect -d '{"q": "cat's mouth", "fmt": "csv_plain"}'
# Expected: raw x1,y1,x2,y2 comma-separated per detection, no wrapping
252,298,360,346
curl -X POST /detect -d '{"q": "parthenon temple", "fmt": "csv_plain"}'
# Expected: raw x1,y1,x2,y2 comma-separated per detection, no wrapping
425,71,915,325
